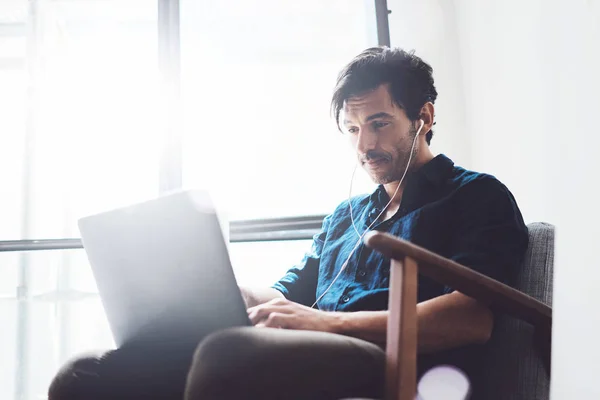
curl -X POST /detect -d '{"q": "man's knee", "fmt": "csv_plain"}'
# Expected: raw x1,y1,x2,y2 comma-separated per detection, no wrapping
185,327,271,400
48,352,107,400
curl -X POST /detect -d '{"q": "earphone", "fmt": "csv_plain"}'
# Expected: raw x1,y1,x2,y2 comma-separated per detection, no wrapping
311,119,425,308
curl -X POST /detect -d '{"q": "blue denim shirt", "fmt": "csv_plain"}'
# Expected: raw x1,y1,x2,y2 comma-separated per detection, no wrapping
273,154,528,312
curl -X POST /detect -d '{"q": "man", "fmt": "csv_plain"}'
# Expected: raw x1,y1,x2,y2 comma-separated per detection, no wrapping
50,47,528,400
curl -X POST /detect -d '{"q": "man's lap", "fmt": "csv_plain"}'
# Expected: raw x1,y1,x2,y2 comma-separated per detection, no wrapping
49,327,385,400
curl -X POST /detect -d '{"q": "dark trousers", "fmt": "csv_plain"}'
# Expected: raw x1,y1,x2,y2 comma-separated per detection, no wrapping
48,327,386,400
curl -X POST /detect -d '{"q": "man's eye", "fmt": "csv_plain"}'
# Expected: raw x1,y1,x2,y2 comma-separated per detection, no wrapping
373,121,389,129
347,127,359,134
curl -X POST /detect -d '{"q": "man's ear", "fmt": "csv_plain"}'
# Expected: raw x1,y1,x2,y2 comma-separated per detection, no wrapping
418,102,435,135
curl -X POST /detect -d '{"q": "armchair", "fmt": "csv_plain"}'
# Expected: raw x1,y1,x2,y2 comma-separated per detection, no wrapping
364,222,554,400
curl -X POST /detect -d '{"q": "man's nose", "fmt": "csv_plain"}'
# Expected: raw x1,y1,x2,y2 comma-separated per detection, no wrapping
355,129,377,157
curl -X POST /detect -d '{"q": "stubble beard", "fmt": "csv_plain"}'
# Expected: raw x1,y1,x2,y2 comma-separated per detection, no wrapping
373,125,419,185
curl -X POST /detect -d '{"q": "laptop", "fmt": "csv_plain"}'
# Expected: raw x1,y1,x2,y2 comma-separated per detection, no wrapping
78,190,251,347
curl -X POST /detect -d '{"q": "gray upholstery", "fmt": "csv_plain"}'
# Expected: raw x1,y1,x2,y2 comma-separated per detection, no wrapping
479,222,554,400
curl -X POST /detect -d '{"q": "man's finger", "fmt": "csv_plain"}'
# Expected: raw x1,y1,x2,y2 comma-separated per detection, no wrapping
262,312,293,329
248,305,280,325
248,309,268,325
246,297,290,314
248,304,293,325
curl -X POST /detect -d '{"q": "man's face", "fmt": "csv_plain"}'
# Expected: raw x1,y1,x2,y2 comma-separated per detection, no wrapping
341,84,418,184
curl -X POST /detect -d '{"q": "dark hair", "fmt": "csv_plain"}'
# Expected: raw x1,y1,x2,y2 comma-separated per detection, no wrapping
331,47,438,144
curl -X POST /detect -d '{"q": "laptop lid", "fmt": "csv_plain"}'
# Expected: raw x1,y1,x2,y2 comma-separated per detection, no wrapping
78,190,250,347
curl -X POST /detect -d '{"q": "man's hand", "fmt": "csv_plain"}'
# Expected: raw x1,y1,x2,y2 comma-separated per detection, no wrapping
245,291,493,353
247,298,341,333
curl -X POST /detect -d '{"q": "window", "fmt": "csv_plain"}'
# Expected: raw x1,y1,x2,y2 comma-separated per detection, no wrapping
180,0,377,220
0,0,26,241
0,1,384,399
1,1,163,399
4,0,162,241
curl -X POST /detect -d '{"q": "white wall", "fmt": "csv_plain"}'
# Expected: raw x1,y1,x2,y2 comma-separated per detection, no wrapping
389,0,553,223
452,0,553,224
389,0,600,398
387,0,470,168
541,2,600,399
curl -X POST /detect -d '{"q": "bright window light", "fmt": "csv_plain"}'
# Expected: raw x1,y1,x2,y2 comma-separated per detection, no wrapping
180,0,377,221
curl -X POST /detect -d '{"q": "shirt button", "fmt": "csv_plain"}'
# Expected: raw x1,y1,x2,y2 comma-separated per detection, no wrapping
341,295,350,303
358,270,366,277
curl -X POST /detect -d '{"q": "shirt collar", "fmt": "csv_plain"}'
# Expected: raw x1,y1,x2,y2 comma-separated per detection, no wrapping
418,154,455,186
369,154,455,205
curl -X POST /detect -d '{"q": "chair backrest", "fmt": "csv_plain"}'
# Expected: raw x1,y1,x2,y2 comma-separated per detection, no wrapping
479,222,554,400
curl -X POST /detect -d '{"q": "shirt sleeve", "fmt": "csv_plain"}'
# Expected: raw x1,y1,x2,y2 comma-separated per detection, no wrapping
444,177,529,294
271,214,332,306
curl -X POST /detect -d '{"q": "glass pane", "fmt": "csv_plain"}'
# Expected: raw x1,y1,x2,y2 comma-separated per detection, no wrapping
24,296,113,399
0,298,17,398
229,239,312,287
181,0,377,220
0,0,26,24
0,69,25,241
0,252,19,298
1,0,162,241
0,36,26,60
0,0,26,240
0,249,113,400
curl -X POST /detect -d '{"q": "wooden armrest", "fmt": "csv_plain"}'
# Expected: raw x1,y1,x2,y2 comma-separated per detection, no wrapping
364,231,551,327
365,231,552,400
